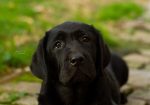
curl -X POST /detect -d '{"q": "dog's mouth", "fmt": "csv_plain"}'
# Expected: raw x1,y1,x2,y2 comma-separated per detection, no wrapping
59,62,96,86
70,68,93,84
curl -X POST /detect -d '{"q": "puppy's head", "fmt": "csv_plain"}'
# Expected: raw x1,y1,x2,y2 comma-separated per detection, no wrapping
30,22,110,86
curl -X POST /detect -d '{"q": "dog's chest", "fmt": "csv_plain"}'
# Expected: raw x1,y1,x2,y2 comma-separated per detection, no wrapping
57,86,95,105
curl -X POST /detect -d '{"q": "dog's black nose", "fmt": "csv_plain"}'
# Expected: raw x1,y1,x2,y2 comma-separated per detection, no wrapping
70,55,84,66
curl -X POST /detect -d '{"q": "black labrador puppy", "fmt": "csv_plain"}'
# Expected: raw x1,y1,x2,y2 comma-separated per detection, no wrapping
30,21,129,105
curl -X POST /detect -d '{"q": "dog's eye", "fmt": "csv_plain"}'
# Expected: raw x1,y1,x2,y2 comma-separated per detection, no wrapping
54,40,64,49
80,35,89,42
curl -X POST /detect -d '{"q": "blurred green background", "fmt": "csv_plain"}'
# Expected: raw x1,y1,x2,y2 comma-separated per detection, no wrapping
0,0,149,76
0,1,150,104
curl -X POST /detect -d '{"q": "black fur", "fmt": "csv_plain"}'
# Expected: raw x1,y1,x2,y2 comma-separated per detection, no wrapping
30,21,129,105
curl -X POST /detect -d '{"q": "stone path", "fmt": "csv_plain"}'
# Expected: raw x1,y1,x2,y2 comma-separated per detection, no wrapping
0,82,40,105
0,69,150,105
125,70,150,105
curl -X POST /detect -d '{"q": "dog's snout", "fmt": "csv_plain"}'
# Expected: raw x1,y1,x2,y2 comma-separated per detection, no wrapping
70,54,84,66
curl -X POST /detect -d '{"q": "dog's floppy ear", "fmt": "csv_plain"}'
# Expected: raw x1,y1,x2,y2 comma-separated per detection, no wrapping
100,42,111,68
91,26,111,69
30,32,49,80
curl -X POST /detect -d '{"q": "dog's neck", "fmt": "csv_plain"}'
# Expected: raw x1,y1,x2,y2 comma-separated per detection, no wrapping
43,75,112,105
54,76,111,105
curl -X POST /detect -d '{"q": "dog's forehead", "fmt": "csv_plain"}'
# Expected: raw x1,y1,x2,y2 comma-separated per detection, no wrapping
52,22,92,33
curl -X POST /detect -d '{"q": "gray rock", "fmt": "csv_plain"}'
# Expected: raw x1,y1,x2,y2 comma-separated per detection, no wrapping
127,87,150,105
129,88,150,101
131,31,150,44
140,49,150,57
124,53,150,69
128,70,150,88
0,82,41,94
126,97,146,105
14,96,38,105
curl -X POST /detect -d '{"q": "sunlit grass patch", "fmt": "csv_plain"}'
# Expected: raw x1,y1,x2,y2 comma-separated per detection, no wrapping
93,23,121,47
13,72,41,83
97,2,144,21
0,0,145,73
0,92,28,104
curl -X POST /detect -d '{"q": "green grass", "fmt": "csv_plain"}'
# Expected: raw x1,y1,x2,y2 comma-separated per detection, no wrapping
93,23,120,47
0,92,28,104
97,2,144,21
0,0,144,73
4,43,36,67
0,41,36,72
0,0,38,36
13,72,41,82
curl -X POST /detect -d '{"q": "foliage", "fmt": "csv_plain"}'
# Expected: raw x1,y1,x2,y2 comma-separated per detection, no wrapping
93,23,120,47
14,72,41,82
0,92,28,104
0,0,144,72
97,2,144,21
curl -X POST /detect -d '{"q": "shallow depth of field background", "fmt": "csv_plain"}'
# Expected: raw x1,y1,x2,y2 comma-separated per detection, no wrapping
0,0,150,105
